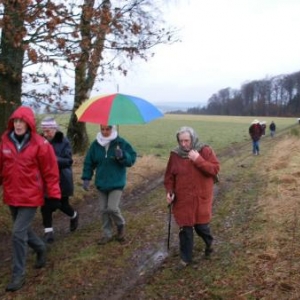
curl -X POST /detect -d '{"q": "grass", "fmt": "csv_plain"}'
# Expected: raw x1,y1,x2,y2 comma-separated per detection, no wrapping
45,114,296,158
0,114,300,299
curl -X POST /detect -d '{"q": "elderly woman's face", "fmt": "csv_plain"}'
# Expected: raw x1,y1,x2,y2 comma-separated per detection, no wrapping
100,125,112,137
42,128,57,141
178,132,192,151
13,118,28,135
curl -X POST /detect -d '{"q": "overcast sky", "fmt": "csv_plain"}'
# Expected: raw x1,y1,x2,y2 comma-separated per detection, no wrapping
97,0,300,107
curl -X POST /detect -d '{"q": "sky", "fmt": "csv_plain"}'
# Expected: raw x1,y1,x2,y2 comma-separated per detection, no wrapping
95,0,300,108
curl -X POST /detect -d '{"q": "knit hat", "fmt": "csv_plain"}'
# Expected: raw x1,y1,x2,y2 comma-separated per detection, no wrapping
251,119,259,124
41,117,58,129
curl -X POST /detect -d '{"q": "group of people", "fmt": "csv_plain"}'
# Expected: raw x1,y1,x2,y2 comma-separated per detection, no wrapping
249,119,276,155
0,106,138,292
0,107,80,292
0,105,221,292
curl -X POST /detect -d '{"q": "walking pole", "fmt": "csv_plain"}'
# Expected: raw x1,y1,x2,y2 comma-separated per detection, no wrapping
167,203,172,251
167,193,174,251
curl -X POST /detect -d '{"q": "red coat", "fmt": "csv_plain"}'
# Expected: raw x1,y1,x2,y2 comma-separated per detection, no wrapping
0,106,61,207
164,146,220,226
249,123,263,141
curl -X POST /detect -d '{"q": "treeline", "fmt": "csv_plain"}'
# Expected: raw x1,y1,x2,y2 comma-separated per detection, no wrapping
185,70,300,116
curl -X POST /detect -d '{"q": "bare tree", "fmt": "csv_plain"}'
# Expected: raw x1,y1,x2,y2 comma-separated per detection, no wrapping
0,1,177,151
0,1,72,133
0,1,27,133
64,0,177,153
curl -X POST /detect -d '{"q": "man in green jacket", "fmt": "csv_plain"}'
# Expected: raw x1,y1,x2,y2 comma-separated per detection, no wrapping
81,125,136,245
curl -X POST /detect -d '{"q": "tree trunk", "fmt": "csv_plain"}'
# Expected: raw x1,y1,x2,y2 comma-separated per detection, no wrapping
67,110,89,154
0,2,25,134
67,0,111,153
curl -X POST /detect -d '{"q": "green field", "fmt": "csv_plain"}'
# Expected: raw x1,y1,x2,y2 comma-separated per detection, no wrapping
54,114,297,158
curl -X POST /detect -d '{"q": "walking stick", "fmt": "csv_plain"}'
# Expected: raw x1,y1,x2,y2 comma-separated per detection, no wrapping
167,192,175,251
167,203,172,251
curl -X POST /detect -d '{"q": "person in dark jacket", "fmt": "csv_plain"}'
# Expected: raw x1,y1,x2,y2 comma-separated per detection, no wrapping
164,126,220,270
81,124,136,245
249,119,263,155
40,117,79,243
260,121,266,135
269,121,276,137
0,106,61,292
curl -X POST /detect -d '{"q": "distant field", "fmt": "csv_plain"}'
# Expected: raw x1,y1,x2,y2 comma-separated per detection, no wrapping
49,114,297,159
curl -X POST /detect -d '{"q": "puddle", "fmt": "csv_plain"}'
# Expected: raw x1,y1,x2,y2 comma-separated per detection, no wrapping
137,246,168,276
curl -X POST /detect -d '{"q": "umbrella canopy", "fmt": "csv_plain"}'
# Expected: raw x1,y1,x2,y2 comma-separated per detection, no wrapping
75,93,163,125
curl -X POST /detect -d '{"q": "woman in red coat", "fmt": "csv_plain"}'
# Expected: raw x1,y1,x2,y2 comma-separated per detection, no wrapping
0,106,60,292
164,126,220,269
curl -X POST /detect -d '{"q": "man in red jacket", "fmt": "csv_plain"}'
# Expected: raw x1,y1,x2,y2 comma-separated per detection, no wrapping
0,106,61,292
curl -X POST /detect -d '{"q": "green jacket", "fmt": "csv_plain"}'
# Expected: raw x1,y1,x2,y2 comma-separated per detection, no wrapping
81,136,136,191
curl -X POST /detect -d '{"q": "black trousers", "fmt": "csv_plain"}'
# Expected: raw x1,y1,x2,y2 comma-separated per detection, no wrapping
179,224,213,263
41,196,75,228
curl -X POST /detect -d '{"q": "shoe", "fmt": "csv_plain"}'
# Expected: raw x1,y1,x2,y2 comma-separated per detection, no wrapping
35,248,46,269
174,260,189,271
44,231,54,244
6,276,25,292
70,212,79,232
97,236,113,245
204,247,214,258
116,224,125,242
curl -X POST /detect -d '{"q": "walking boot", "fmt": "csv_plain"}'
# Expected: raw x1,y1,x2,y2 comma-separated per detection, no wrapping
35,248,46,269
174,260,189,271
70,211,79,232
44,231,54,244
204,246,214,259
116,224,125,242
6,276,25,292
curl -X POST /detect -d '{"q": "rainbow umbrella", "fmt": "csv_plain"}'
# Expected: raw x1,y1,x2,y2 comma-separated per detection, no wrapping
75,93,164,125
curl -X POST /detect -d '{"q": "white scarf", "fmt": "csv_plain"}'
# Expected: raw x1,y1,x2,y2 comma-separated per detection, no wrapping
96,126,118,147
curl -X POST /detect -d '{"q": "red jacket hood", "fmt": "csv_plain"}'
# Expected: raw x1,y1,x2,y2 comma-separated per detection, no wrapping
7,106,36,133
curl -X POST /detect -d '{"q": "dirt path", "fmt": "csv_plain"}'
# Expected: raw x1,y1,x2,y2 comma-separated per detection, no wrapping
0,127,296,299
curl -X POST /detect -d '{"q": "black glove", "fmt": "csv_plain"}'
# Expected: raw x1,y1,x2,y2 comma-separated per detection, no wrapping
83,180,90,191
115,148,123,160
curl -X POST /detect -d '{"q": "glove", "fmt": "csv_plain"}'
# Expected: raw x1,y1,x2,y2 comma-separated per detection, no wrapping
83,180,90,191
115,147,123,160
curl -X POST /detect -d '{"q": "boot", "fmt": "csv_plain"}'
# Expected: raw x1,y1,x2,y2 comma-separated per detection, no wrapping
44,231,54,244
35,248,46,269
116,224,125,242
204,246,214,259
70,211,79,232
6,276,25,292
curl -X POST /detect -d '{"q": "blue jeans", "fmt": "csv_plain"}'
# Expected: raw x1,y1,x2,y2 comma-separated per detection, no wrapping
252,140,260,154
9,207,46,278
98,190,125,238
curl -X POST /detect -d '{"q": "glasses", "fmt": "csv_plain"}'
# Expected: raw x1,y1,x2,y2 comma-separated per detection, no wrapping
101,127,112,132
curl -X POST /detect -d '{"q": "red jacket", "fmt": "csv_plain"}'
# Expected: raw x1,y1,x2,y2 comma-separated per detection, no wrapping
249,123,263,141
164,146,220,226
0,106,61,207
